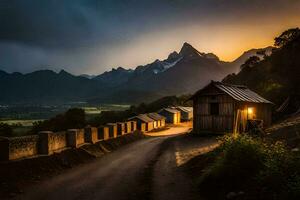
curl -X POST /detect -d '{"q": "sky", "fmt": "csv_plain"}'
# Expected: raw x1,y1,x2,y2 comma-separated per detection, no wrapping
0,0,300,75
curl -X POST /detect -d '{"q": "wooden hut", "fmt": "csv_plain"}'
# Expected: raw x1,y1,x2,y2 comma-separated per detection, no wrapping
147,113,166,128
158,108,181,124
191,81,273,134
175,106,193,121
124,121,132,134
129,114,154,131
130,121,137,132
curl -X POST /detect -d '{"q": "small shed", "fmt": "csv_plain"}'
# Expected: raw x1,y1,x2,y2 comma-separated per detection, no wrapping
191,81,273,134
147,113,166,128
124,121,132,133
130,121,137,132
129,114,155,131
158,108,181,124
175,106,193,121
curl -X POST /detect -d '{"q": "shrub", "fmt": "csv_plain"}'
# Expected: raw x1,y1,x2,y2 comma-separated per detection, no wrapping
200,135,267,193
30,108,86,133
0,123,13,137
199,134,300,199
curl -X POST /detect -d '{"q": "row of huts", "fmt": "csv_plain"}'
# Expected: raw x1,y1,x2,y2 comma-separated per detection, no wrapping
127,107,193,132
98,106,193,135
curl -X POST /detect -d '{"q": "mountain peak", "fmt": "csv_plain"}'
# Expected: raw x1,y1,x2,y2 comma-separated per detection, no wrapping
179,42,201,57
167,51,179,60
112,67,126,72
59,69,73,77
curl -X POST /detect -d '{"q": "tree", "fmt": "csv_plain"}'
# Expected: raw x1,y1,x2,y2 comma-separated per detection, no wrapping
30,108,86,133
0,123,13,137
240,56,260,70
274,28,300,48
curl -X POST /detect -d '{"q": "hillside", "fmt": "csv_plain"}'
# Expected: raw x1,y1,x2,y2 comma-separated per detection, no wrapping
223,28,300,109
0,70,102,104
230,46,273,73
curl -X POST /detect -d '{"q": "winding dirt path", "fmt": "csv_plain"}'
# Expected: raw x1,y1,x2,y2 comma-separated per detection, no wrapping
13,125,217,200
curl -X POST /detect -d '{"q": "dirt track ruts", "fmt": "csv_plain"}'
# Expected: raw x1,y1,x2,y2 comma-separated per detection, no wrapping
13,127,216,200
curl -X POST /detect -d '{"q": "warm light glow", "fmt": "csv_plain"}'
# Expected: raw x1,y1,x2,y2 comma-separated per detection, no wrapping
247,107,255,119
248,107,254,115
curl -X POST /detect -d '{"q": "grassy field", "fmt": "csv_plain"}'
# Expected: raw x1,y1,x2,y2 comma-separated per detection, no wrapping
82,104,130,114
0,119,44,126
0,104,131,137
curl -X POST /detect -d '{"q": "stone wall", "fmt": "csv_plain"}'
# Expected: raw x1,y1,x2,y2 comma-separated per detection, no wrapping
84,126,98,144
98,126,109,140
0,122,141,161
67,129,85,148
0,135,39,160
117,122,125,136
39,131,67,155
107,123,117,138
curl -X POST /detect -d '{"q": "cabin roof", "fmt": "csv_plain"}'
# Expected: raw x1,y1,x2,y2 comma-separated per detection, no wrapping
160,108,180,114
129,114,155,123
106,123,117,126
175,106,193,113
192,81,273,104
147,113,166,120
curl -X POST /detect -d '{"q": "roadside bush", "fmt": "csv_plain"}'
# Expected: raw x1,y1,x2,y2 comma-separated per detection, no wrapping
30,108,86,133
0,123,13,137
199,134,300,199
200,135,267,193
257,144,300,199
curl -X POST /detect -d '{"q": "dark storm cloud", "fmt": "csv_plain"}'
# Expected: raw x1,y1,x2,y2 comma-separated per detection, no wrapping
0,0,299,74
1,0,294,49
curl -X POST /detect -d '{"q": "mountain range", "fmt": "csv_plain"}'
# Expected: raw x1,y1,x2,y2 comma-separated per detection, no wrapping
0,43,270,105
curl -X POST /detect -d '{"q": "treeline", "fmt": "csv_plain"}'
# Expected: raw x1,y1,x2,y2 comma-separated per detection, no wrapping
29,108,86,134
0,95,192,136
89,94,192,126
223,28,300,108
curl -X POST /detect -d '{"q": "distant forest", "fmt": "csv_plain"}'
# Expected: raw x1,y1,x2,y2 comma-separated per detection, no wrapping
0,95,191,136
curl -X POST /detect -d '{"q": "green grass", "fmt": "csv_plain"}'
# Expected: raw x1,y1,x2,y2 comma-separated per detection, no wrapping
11,126,33,137
0,119,44,127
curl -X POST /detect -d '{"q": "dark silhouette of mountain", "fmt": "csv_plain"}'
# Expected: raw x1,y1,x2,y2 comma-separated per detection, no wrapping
90,42,238,103
230,46,274,73
0,43,263,104
93,67,133,87
0,69,101,104
223,29,300,107
79,74,96,79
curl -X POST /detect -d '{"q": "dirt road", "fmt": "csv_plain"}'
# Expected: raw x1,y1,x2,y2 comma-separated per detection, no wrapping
15,125,217,200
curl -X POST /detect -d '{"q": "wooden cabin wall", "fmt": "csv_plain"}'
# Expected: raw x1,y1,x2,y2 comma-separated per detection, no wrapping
194,93,235,133
235,102,272,129
159,111,173,124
